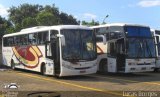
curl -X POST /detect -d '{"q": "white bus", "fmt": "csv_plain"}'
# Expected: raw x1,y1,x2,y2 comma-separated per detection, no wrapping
151,29,160,71
91,23,156,73
2,25,97,77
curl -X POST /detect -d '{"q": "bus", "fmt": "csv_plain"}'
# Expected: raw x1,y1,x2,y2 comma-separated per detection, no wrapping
151,29,160,71
2,25,97,77
91,23,156,73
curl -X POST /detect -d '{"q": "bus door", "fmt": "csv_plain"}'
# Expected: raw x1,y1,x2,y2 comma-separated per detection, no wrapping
116,38,125,72
50,31,60,76
108,42,117,72
46,31,60,76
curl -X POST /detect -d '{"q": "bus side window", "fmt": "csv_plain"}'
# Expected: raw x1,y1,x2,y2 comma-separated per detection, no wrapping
28,33,37,45
20,35,28,45
38,31,49,45
105,33,109,41
8,37,14,46
96,37,103,43
156,36,159,44
109,42,116,57
14,36,20,46
3,37,8,47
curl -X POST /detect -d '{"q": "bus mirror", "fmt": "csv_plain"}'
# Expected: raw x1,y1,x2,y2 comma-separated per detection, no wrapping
96,35,106,45
57,34,66,46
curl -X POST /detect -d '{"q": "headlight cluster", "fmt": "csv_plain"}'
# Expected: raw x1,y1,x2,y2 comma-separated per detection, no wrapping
128,62,136,65
62,63,74,70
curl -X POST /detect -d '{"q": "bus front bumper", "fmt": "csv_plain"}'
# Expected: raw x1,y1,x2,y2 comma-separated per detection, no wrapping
59,65,97,77
125,65,155,73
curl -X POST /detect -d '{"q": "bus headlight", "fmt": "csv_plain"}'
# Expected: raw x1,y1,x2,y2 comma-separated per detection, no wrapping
128,62,136,65
62,63,74,70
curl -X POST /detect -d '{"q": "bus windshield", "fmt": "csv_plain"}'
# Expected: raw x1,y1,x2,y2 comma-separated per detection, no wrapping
126,26,152,38
127,38,155,58
61,29,97,61
125,26,155,58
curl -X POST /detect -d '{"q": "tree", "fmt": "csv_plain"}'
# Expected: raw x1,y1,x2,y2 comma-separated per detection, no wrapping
82,20,99,26
0,16,13,38
59,12,78,25
8,3,79,32
8,4,43,25
22,17,38,28
36,11,58,26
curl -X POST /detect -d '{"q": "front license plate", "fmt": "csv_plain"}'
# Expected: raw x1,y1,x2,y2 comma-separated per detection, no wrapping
80,70,86,73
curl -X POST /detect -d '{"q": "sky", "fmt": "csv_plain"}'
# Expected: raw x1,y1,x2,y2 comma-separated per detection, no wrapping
0,0,160,29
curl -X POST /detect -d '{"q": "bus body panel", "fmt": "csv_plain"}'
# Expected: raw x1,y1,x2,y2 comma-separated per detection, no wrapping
2,47,14,67
151,29,160,70
60,60,97,76
155,59,160,68
2,25,97,77
125,59,155,73
107,57,117,72
92,23,156,73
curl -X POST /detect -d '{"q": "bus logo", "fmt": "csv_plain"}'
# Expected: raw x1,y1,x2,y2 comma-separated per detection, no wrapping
12,46,43,68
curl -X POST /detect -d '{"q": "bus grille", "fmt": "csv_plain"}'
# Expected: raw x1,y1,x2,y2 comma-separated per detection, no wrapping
74,67,91,70
137,63,151,65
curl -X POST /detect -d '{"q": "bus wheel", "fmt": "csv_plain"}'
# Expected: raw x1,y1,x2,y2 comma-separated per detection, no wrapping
11,60,15,70
99,59,108,73
55,73,60,78
41,64,46,75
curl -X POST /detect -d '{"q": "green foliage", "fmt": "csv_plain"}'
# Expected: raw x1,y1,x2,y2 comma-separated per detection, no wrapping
0,16,13,38
8,4,43,25
59,12,78,25
82,20,99,26
36,11,58,26
22,17,38,28
8,3,79,32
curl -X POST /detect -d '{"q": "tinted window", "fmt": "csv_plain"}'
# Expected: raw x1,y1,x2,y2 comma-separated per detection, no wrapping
126,26,152,37
96,37,103,42
110,31,123,40
108,42,116,57
14,36,20,45
3,37,8,46
50,30,58,42
8,37,14,46
19,35,28,45
155,31,160,35
28,33,37,45
37,31,49,44
156,36,159,44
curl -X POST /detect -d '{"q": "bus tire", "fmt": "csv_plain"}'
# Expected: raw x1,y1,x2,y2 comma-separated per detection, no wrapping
99,59,108,73
41,63,46,75
55,73,60,78
11,60,15,70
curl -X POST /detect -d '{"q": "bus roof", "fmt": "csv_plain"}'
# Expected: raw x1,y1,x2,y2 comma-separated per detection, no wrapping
3,25,92,38
90,23,150,28
151,29,160,32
